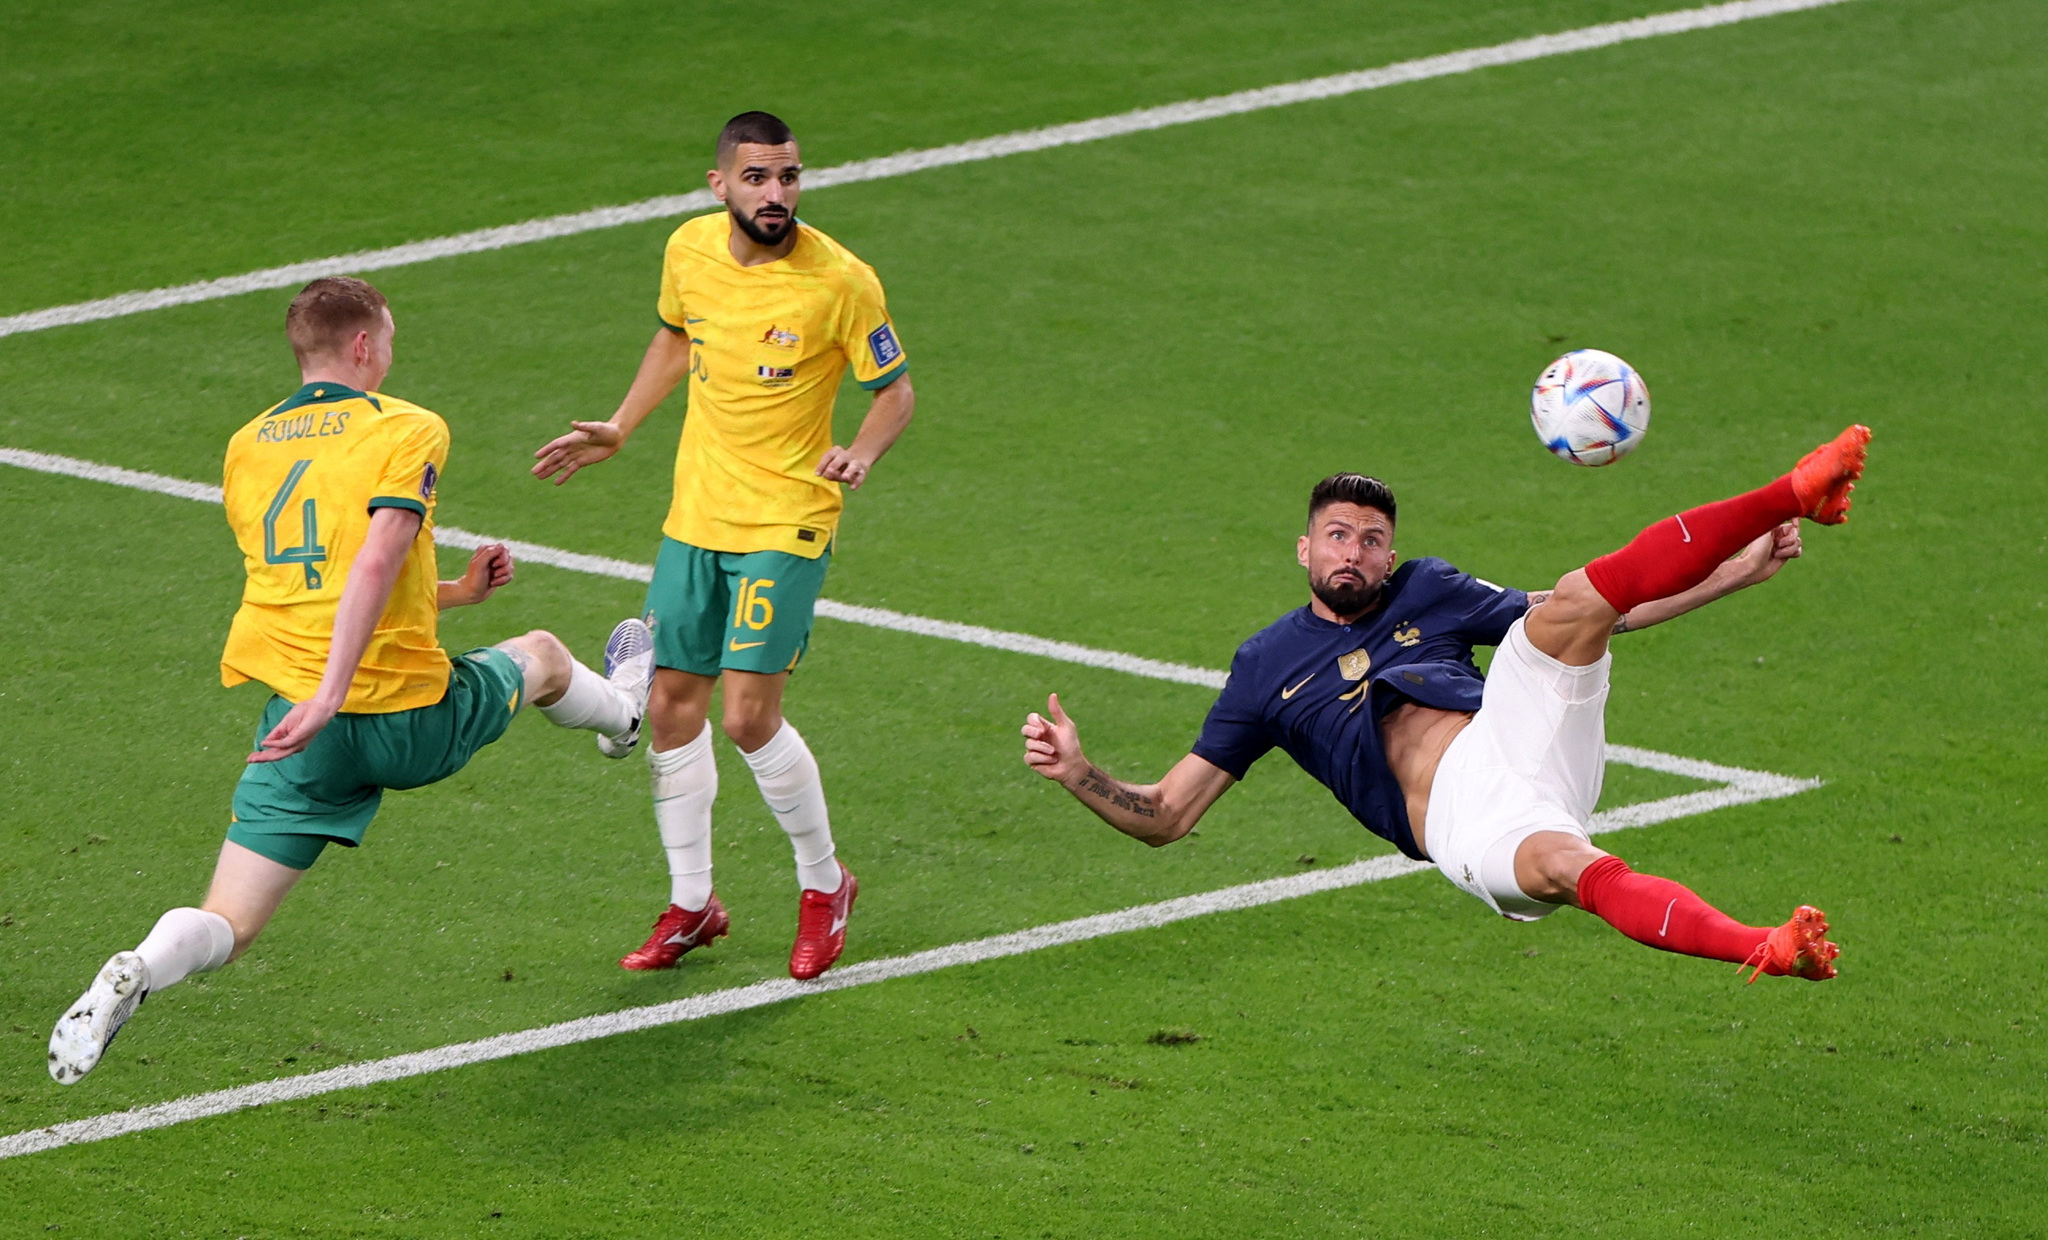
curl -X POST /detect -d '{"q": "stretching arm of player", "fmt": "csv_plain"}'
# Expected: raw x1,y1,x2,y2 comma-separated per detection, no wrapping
248,506,422,764
531,327,693,485
1527,522,1802,634
1021,693,1236,846
436,543,513,609
817,375,915,491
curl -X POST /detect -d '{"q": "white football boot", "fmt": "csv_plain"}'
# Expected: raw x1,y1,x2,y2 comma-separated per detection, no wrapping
597,617,656,759
49,950,149,1084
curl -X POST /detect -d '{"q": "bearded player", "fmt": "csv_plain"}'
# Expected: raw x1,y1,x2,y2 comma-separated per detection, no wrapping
49,277,655,1082
1024,428,1871,980
533,112,914,979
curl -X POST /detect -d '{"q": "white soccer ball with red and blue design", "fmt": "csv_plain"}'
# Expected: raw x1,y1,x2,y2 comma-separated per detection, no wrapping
1530,349,1651,466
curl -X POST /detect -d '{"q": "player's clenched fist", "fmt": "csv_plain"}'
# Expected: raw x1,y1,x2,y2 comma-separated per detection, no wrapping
452,543,514,605
1022,693,1087,785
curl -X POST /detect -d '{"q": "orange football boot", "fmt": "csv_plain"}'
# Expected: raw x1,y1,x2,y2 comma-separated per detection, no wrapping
1789,424,1871,525
1741,905,1840,983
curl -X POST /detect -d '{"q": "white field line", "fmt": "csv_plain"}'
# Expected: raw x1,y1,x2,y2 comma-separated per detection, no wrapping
0,0,1856,341
0,446,1229,688
0,445,1820,1158
0,759,1814,1162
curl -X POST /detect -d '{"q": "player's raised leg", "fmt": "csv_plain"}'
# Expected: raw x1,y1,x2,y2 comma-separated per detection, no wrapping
501,624,652,748
1526,422,1870,667
1526,423,1869,667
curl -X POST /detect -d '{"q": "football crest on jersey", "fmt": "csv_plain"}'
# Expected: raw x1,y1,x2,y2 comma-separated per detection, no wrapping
1338,648,1372,681
1392,622,1422,647
759,325,800,350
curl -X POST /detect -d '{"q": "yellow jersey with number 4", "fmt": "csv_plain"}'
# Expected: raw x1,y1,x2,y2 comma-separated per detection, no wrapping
655,213,907,559
219,382,451,713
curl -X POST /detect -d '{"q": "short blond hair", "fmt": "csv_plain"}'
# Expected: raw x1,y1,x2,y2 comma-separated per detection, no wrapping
285,276,388,363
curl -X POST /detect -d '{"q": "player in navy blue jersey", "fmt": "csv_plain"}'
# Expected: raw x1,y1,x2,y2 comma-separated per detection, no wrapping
1023,426,1871,980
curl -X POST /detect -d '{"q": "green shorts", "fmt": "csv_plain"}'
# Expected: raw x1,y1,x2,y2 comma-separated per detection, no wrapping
645,537,831,676
226,647,526,870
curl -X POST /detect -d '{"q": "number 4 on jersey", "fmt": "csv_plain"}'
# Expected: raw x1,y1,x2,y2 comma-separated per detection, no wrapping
263,459,327,588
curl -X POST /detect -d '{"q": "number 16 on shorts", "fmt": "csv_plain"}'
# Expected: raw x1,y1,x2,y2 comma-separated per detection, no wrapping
644,537,831,676
731,576,775,647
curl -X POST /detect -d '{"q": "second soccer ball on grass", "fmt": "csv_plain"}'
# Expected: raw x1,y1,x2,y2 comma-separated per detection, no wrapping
1531,348,1651,466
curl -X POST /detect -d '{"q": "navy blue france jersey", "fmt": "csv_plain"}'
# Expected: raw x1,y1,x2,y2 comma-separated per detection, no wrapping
1191,557,1529,860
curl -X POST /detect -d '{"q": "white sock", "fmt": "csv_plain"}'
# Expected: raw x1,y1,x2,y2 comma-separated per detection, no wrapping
537,660,635,734
741,721,841,893
133,907,234,992
651,727,717,912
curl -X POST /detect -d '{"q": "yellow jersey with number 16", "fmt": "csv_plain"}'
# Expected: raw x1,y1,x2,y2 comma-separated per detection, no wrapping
655,213,907,559
219,382,451,713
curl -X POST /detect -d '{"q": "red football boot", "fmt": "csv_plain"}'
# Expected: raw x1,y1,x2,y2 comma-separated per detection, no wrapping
788,863,857,980
1789,424,1871,525
619,895,730,970
1741,905,1840,983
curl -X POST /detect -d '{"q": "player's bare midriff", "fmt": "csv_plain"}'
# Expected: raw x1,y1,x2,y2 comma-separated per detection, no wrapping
1379,700,1475,861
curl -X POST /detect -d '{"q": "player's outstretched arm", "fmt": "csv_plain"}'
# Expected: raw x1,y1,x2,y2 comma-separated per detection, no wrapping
249,506,421,764
1022,693,1236,847
817,375,914,491
532,328,692,485
437,543,514,609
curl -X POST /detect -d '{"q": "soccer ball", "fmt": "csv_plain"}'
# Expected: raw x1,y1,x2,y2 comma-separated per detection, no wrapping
1530,349,1651,466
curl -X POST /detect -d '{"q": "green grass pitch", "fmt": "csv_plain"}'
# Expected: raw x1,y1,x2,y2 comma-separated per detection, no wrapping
3,0,2046,1233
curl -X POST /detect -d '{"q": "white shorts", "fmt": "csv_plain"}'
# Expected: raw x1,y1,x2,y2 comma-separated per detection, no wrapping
1424,617,1609,921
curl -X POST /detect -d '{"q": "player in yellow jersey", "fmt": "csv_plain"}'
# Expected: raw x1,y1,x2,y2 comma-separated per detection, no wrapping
533,112,915,980
49,277,657,1083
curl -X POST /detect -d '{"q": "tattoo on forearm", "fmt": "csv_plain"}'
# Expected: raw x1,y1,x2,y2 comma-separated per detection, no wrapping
1612,614,1632,635
1076,765,1157,818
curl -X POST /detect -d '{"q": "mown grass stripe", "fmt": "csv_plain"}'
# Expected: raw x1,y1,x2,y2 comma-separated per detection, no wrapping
0,0,1856,341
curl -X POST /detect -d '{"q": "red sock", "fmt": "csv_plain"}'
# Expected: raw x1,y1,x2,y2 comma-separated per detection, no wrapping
1575,855,1769,965
1583,476,1802,613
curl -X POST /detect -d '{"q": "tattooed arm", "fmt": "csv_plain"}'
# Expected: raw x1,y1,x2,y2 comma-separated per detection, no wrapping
1022,694,1236,846
1528,588,1633,635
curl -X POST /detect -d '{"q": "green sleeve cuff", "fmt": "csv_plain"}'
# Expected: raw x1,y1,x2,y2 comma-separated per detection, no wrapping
859,361,908,391
657,314,688,334
368,496,427,515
